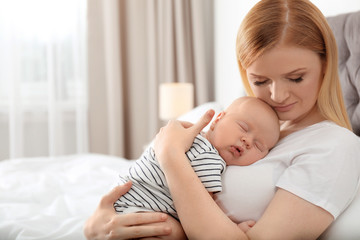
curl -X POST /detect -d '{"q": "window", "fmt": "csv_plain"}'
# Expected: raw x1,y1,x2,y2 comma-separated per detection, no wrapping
0,0,88,160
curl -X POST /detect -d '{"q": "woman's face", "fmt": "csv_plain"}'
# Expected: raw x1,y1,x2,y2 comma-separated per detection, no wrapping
246,44,324,123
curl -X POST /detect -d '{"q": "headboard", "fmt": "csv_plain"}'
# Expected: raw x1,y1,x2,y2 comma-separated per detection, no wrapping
327,11,360,136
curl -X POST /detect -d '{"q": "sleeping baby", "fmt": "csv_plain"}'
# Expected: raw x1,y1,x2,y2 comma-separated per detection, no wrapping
114,96,280,231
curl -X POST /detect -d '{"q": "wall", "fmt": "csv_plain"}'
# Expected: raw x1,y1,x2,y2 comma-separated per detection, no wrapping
214,0,360,108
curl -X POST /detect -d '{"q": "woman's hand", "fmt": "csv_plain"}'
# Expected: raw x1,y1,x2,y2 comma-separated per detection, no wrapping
154,109,215,166
152,109,249,239
83,110,215,240
84,182,175,240
237,220,256,233
142,214,187,240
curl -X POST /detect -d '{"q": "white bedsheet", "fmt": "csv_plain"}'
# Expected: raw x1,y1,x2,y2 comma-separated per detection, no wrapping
1,152,359,240
0,154,134,240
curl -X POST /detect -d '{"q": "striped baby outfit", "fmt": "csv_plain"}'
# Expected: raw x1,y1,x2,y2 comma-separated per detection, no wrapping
114,134,226,220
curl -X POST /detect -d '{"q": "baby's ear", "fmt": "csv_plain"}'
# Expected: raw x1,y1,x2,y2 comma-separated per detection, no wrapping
210,111,225,131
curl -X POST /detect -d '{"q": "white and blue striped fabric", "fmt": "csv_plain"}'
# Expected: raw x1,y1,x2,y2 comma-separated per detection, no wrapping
114,134,226,220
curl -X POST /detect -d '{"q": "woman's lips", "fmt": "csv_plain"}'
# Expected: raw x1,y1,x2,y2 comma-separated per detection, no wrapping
274,102,296,112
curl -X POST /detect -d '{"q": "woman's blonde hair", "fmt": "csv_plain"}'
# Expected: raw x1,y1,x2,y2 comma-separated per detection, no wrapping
236,0,352,130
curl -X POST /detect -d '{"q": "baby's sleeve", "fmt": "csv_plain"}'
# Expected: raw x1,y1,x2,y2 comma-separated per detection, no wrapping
190,151,226,193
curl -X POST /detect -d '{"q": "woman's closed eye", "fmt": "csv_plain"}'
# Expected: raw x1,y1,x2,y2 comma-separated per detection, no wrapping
253,79,269,86
289,76,303,83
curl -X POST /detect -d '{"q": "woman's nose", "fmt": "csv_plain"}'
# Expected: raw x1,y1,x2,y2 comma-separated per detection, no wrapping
270,82,289,103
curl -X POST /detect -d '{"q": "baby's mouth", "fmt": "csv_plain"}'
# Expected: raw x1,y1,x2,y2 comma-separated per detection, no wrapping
230,145,243,157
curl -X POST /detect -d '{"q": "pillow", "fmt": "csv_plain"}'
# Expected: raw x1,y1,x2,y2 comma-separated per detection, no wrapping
327,11,360,136
323,11,360,238
177,101,224,131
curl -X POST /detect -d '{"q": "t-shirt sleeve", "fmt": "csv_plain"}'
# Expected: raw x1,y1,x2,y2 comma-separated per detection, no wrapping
276,130,360,219
190,151,226,193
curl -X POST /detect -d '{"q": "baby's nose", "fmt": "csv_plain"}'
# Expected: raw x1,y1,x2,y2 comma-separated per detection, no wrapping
241,137,253,149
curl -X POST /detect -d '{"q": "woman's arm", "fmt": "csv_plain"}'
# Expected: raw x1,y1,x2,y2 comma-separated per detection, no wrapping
158,150,248,239
154,111,248,239
84,182,183,240
154,112,334,239
247,188,334,239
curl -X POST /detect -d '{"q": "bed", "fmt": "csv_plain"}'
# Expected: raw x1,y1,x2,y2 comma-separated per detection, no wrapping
1,11,359,240
0,154,133,240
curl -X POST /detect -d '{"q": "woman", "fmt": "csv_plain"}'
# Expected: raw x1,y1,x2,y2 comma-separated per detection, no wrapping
84,0,360,239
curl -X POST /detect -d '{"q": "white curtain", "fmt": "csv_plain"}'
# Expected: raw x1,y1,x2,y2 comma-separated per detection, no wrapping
0,0,88,161
87,0,215,159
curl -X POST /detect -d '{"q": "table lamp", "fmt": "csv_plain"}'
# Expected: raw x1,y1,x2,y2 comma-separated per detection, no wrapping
159,82,194,120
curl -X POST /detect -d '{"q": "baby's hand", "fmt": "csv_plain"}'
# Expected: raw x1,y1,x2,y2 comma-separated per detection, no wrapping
237,220,256,233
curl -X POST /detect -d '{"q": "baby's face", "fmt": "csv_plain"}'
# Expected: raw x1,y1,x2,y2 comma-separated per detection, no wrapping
207,98,279,166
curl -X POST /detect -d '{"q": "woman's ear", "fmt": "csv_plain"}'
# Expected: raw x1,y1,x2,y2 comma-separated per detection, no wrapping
210,111,225,131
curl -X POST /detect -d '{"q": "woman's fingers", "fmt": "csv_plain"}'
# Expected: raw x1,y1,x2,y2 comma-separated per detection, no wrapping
105,213,171,239
247,220,256,227
237,220,256,233
100,181,132,208
180,121,194,128
109,225,171,240
179,109,215,129
124,212,168,226
154,109,215,166
191,109,215,134
85,183,172,240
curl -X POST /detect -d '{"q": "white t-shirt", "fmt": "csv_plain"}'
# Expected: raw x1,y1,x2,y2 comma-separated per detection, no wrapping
214,121,360,222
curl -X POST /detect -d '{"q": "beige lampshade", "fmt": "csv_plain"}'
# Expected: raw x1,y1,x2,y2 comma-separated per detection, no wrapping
159,83,194,120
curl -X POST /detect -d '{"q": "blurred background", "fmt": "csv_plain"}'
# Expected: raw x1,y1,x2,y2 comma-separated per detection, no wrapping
0,0,359,161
